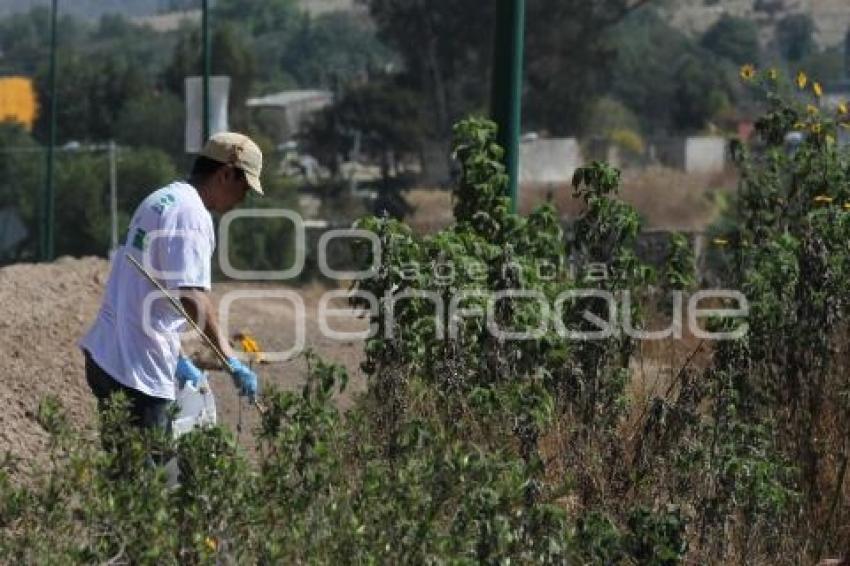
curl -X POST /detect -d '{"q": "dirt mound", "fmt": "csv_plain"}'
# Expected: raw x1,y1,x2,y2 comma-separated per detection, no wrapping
0,257,109,474
0,257,368,477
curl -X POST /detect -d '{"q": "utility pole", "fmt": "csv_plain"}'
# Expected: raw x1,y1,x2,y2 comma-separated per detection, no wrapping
490,0,525,213
109,140,118,256
41,0,58,261
202,0,211,142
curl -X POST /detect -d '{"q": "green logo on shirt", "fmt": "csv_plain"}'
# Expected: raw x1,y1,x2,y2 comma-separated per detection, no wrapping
151,193,176,216
131,228,147,251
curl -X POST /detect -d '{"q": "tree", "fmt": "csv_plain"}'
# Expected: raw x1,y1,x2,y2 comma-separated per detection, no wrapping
281,11,394,88
33,51,148,144
523,0,651,135
798,46,845,85
585,97,640,135
52,147,177,257
0,124,42,260
672,53,732,132
358,0,495,138
608,8,693,133
303,77,423,168
0,7,87,76
116,148,179,215
776,13,816,63
845,27,850,79
162,24,257,127
213,0,301,36
701,14,761,65
115,92,185,158
301,77,424,216
359,0,650,138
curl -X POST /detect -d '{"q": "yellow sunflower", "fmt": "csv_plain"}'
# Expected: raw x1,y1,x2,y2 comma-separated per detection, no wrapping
739,64,756,81
797,71,808,89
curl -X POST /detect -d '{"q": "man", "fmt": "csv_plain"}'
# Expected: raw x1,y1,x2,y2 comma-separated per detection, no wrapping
80,132,262,433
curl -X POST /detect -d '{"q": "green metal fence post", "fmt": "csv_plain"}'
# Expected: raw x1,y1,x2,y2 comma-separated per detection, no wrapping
202,0,211,142
41,0,58,261
490,0,526,214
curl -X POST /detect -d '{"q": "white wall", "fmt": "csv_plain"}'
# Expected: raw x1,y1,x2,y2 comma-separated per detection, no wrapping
519,138,583,185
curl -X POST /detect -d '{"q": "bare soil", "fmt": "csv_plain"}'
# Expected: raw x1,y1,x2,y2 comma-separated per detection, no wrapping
406,167,735,234
0,256,367,477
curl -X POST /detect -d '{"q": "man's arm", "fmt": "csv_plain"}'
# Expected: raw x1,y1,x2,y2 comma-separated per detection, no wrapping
178,287,259,400
178,288,236,362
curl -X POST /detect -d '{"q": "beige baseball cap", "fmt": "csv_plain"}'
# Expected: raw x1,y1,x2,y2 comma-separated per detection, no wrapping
199,132,264,195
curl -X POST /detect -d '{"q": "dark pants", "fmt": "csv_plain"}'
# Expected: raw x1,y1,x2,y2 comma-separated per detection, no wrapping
84,349,172,434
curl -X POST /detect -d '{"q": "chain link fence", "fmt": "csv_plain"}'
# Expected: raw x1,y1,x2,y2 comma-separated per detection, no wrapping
0,138,305,281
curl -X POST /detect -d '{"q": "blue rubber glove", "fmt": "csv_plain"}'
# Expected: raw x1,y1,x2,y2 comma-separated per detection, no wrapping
176,355,204,389
227,356,259,400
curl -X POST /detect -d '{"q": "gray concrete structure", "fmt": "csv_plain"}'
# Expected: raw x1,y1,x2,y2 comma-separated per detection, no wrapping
518,138,583,185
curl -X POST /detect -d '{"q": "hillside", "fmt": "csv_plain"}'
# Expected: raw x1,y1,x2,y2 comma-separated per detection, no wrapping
0,0,360,20
664,0,850,48
2,0,844,47
0,0,163,19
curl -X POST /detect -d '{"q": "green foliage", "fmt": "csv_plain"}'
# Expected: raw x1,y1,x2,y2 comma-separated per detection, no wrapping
218,178,300,277
776,13,816,63
705,67,850,557
701,14,761,66
10,88,850,561
162,23,257,112
797,46,847,87
586,96,641,136
214,0,301,37
0,8,86,76
846,28,850,78
115,93,185,158
116,148,180,216
359,0,494,135
0,123,41,259
301,76,425,200
523,0,647,135
608,8,741,133
609,8,692,132
282,11,395,87
672,53,733,131
34,51,147,144
663,233,696,291
451,118,511,237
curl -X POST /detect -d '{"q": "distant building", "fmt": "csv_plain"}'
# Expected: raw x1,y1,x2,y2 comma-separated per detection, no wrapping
246,90,334,143
685,137,727,174
519,138,583,185
298,0,363,16
663,0,850,49
645,136,728,174
132,9,200,32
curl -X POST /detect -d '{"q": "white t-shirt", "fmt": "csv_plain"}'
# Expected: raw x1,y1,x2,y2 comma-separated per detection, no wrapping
80,181,215,400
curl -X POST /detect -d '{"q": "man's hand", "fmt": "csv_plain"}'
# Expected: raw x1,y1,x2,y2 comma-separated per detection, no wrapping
227,357,259,400
176,355,204,389
179,288,237,360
